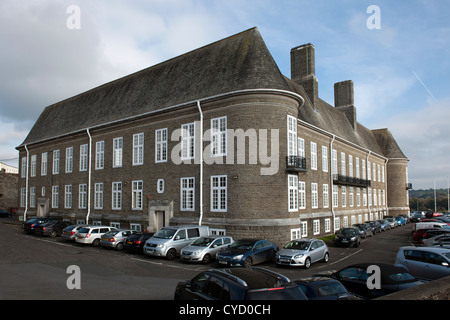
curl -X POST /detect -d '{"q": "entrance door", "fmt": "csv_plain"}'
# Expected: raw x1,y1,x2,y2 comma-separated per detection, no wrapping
155,211,166,230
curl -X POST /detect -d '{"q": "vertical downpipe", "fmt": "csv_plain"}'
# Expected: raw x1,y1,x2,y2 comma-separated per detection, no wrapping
329,135,336,232
23,145,30,221
86,129,92,224
197,101,204,226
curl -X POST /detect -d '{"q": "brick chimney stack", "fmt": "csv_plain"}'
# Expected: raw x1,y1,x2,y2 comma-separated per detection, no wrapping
290,43,319,106
334,80,357,129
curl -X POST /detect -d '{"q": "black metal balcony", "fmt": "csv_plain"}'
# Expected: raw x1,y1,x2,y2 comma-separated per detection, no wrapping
286,156,307,172
333,174,371,187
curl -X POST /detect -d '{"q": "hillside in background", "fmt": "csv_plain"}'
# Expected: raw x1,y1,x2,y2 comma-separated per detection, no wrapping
409,189,449,212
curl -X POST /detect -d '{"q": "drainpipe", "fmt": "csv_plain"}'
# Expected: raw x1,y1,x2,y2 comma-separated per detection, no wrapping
384,158,389,217
367,151,372,219
23,145,30,221
197,101,204,226
330,135,336,232
86,129,92,224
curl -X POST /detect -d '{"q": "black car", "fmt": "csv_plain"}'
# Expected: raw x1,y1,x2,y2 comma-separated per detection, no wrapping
294,277,362,300
23,217,59,234
314,263,424,299
0,210,12,218
334,227,361,247
174,267,308,300
124,232,154,253
34,221,72,238
365,221,382,234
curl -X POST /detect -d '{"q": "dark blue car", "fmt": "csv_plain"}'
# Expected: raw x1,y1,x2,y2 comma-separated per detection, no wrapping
216,238,278,267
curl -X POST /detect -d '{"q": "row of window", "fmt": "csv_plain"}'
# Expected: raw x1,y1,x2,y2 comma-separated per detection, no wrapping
291,211,386,240
20,175,228,212
21,116,228,178
288,116,385,182
288,175,386,212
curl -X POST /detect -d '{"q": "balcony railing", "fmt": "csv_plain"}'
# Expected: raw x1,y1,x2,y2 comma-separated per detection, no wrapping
286,156,307,172
333,174,371,187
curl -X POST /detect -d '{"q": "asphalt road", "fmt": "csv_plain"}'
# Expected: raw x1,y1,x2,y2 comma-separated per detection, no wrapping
0,219,415,300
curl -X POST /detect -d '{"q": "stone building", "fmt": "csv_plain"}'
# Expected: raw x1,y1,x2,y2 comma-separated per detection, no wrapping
16,27,409,245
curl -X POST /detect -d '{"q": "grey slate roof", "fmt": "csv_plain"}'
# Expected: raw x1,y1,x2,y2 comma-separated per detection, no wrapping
18,27,407,160
20,27,290,146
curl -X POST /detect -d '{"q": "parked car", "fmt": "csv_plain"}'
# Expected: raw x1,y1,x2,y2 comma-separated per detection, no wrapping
34,220,72,238
61,225,88,241
275,239,328,268
181,235,234,264
314,263,424,299
144,225,210,260
174,267,307,300
422,234,450,248
395,246,450,281
334,227,361,248
395,216,406,226
123,232,154,254
293,277,362,300
216,239,278,267
422,217,450,226
410,212,425,222
0,210,12,218
100,229,140,250
377,219,391,231
352,223,374,238
75,226,118,246
385,218,397,228
412,228,450,242
23,217,59,234
365,221,382,233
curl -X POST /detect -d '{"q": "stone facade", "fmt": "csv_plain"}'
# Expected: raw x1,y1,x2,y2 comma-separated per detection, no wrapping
16,28,409,246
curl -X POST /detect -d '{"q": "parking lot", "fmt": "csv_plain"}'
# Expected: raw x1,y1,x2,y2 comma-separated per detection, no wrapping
0,219,415,300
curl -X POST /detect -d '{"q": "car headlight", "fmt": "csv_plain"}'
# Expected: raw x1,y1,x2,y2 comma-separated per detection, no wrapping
351,236,357,241
294,254,304,259
232,254,243,260
192,250,201,256
157,244,165,248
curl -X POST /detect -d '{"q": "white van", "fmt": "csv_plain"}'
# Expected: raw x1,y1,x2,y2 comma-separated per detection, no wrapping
144,225,210,260
414,222,450,231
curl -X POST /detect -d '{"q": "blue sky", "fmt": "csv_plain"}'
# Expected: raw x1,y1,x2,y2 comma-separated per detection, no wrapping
0,0,449,189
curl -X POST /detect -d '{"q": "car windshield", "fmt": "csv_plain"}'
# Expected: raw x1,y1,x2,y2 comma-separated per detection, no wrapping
284,240,310,250
105,230,119,236
315,282,348,297
153,228,177,239
191,237,215,247
388,272,416,283
339,229,356,236
230,240,256,250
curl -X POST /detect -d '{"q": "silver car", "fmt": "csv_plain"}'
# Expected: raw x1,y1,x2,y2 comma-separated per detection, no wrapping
180,235,233,264
275,239,329,268
100,229,140,250
395,246,450,281
61,224,88,241
422,234,450,247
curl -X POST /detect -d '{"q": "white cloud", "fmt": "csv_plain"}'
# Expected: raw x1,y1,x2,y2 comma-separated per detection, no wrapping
378,98,450,189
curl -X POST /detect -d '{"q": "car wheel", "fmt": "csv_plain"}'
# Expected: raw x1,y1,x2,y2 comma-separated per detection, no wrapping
92,239,100,247
322,252,329,263
304,258,311,269
354,240,360,248
202,254,212,264
49,231,57,238
244,257,253,268
166,248,177,260
116,243,124,251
